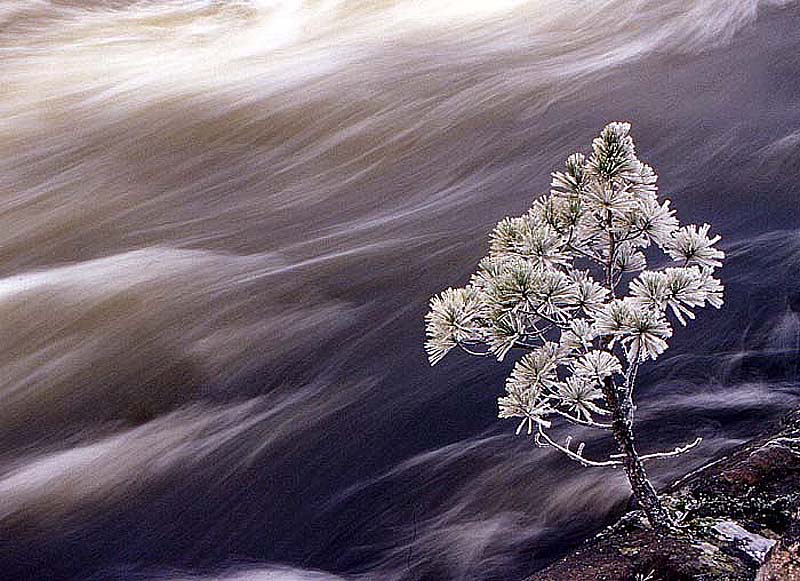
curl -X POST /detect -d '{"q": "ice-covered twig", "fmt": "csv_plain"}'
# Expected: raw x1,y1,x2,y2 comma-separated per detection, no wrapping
610,437,702,462
535,425,621,467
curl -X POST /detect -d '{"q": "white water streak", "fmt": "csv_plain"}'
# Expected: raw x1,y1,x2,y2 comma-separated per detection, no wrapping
0,0,797,578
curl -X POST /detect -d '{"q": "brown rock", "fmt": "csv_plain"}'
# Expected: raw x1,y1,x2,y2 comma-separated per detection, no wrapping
758,514,800,581
527,410,800,580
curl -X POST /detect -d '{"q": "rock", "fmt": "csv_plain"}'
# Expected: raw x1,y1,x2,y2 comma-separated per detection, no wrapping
527,410,800,580
757,511,800,581
712,520,776,564
528,526,752,580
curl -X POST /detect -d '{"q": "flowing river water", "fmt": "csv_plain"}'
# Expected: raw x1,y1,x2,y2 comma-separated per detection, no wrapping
1,1,799,579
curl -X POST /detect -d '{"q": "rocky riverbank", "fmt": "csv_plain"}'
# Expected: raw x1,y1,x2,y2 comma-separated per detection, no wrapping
528,410,800,580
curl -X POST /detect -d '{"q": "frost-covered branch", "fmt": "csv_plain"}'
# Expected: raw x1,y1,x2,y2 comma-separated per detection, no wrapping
535,425,621,467
565,242,605,266
552,409,612,429
457,343,491,357
610,437,703,462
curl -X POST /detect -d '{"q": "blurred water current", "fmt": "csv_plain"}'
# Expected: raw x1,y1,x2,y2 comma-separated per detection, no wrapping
0,1,799,578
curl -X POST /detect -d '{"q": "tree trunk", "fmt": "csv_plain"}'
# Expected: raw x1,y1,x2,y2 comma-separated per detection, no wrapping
601,377,672,530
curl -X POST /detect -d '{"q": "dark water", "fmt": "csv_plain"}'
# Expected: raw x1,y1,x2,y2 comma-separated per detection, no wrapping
0,1,799,579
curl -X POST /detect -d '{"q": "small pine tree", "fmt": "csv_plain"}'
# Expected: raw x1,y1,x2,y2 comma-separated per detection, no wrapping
425,122,724,529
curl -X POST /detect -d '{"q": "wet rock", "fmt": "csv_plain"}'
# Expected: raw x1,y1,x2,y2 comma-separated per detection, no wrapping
712,520,776,564
527,409,800,580
757,512,800,581
527,525,752,580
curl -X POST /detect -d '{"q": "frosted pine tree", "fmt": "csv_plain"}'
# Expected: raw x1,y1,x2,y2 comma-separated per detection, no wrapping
425,122,724,529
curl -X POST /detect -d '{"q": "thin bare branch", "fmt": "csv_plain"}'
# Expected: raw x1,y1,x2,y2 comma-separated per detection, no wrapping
610,437,703,462
531,309,571,330
552,409,612,429
566,242,605,266
457,344,490,357
535,425,621,467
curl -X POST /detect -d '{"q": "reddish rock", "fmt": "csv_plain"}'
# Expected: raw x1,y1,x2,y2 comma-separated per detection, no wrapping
528,410,800,580
758,513,800,581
